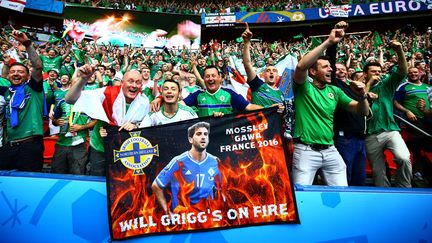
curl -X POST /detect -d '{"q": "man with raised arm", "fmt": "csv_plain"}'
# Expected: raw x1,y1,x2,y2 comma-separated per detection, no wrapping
292,24,370,186
0,29,45,172
183,65,264,117
152,65,264,118
65,64,150,176
242,23,284,108
364,40,411,188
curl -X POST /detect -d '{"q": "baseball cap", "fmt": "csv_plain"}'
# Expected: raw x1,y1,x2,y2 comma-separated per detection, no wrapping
48,68,60,76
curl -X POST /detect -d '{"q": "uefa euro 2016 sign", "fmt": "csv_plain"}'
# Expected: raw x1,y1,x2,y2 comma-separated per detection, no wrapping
205,0,431,25
105,108,298,240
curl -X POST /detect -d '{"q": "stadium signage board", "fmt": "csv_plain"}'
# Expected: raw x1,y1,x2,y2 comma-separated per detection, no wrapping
204,13,236,27
203,0,430,25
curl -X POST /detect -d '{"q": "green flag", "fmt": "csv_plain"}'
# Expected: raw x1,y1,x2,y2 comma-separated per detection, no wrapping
412,36,418,53
293,33,303,39
4,28,12,35
49,34,61,43
271,42,277,51
373,31,383,47
235,37,243,43
310,36,322,49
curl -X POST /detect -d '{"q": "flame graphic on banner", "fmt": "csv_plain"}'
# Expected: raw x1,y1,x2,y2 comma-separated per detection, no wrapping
108,110,297,239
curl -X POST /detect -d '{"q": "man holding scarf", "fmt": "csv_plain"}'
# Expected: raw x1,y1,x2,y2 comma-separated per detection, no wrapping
0,29,44,172
65,64,150,176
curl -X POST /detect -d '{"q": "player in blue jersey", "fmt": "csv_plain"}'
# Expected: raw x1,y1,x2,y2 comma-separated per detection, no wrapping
152,121,223,214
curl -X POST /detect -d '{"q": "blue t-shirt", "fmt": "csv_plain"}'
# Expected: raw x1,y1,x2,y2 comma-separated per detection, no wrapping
155,151,221,210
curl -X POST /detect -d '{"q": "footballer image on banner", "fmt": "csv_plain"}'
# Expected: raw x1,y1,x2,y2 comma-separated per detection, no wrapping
105,107,299,240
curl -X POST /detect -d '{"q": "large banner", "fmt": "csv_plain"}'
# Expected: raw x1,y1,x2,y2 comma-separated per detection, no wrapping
203,0,431,25
105,108,298,240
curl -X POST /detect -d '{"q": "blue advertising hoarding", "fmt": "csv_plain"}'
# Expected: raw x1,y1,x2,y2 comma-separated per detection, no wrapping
1,171,432,242
202,0,431,25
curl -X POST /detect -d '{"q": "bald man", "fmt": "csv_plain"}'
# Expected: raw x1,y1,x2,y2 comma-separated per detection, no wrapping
65,65,150,176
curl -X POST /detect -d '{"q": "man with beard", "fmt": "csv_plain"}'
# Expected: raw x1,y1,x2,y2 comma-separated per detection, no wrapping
242,23,284,108
152,121,222,214
291,25,370,186
65,65,150,176
0,29,45,172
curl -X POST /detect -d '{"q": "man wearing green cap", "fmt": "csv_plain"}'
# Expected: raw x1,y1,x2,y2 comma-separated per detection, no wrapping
44,69,61,102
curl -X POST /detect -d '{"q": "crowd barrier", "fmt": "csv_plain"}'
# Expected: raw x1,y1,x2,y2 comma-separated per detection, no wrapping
1,171,431,242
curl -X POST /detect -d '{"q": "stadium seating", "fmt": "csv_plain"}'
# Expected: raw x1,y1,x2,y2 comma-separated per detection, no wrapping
43,136,58,171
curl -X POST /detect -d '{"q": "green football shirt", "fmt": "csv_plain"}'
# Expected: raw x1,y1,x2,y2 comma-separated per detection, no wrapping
293,80,352,145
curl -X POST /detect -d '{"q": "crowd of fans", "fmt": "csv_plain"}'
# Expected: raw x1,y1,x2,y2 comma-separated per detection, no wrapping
64,0,379,14
0,19,431,187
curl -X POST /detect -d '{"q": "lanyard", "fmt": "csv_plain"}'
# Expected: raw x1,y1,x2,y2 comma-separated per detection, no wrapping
68,105,80,125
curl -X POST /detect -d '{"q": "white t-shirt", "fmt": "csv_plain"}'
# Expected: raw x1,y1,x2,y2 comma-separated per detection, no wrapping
139,103,197,128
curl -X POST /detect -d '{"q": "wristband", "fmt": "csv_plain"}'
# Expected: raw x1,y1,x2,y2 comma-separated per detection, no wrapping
22,40,32,48
360,93,368,100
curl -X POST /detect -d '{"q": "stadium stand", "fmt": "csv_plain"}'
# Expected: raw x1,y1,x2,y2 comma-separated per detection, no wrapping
0,0,431,187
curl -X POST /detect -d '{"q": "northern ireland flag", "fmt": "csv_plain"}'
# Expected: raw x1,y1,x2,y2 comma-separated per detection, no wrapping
325,5,350,18
0,0,26,12
72,86,150,126
275,55,297,100
227,65,250,100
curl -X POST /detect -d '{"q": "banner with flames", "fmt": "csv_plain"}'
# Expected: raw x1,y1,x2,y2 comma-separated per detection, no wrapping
105,108,299,240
